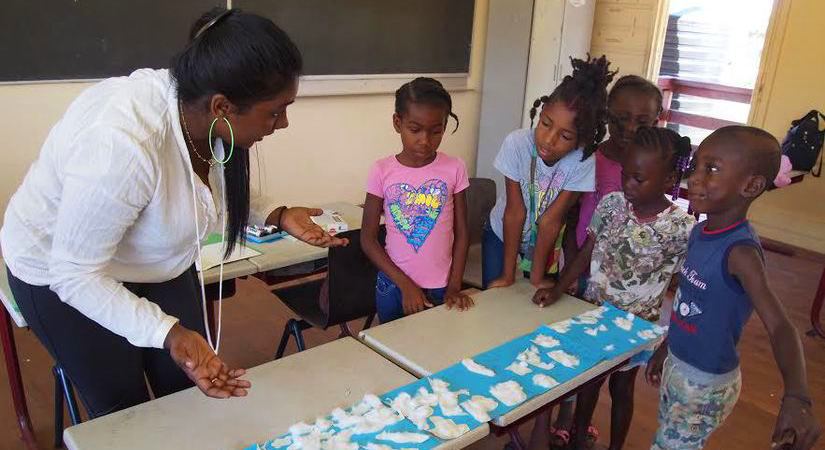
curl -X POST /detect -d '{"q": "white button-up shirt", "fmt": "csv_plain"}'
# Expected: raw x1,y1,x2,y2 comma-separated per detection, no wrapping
1,69,277,348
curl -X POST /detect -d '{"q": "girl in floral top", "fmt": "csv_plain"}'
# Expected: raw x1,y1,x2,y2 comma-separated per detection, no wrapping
533,127,695,450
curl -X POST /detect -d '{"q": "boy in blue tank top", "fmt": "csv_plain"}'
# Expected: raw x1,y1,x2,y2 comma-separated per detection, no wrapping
646,126,820,450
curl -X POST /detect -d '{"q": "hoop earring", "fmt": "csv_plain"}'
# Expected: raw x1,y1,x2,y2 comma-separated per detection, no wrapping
208,116,235,164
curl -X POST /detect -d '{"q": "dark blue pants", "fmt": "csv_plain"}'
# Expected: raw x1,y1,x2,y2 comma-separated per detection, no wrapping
376,271,446,323
481,224,506,289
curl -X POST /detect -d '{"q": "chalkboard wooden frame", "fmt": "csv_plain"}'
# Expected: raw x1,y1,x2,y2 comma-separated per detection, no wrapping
1,0,224,82
234,0,474,76
2,0,476,86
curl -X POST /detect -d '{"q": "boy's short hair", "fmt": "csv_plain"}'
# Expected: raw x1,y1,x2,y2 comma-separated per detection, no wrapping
706,125,781,189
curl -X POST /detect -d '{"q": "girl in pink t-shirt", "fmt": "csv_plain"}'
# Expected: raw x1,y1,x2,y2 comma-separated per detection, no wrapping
361,78,473,323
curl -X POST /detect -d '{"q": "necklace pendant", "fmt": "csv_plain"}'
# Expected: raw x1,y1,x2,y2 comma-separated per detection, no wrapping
208,159,216,167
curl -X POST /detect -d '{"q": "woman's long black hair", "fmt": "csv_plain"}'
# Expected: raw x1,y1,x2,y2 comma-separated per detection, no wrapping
171,8,303,257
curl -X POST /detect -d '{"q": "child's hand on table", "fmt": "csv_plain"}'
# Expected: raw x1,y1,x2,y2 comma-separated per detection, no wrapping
444,289,474,311
532,286,562,308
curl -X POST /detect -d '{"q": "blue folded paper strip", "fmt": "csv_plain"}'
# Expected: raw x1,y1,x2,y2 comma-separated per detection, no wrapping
241,303,665,449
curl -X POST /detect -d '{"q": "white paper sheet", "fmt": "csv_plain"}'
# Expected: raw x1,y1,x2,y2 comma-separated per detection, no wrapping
195,242,261,271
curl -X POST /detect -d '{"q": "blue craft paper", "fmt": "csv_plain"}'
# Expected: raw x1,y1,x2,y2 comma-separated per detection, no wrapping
558,305,660,355
243,304,665,450
380,376,487,438
245,419,442,450
455,331,573,406
381,304,664,426
350,418,442,450
242,400,444,450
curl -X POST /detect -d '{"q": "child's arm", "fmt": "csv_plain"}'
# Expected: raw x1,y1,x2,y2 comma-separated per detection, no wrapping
667,272,680,294
728,245,821,449
488,177,527,288
561,200,582,272
361,193,432,315
645,336,668,386
532,232,595,307
529,190,581,287
648,273,684,386
444,190,473,311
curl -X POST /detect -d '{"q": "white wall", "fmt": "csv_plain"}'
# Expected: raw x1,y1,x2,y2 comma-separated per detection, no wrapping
249,90,482,207
1,82,95,219
0,1,489,226
476,0,535,190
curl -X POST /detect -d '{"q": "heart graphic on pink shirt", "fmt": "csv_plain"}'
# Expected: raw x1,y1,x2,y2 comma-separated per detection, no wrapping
385,179,448,252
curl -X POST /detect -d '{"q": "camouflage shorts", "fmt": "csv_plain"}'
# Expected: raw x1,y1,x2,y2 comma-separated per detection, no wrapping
651,356,741,450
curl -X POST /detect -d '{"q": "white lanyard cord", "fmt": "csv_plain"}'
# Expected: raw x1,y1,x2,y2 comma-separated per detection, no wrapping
187,157,225,355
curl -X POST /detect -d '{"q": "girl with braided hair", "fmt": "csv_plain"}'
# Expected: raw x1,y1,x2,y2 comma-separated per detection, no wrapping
534,127,696,450
483,55,616,292
551,75,667,448
571,75,665,257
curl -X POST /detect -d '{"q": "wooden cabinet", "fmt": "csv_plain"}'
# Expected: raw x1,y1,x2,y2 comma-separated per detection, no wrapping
589,0,666,78
477,0,598,186
521,0,597,127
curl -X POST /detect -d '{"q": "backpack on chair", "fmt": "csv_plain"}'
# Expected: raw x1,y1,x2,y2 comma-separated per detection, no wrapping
781,109,825,177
